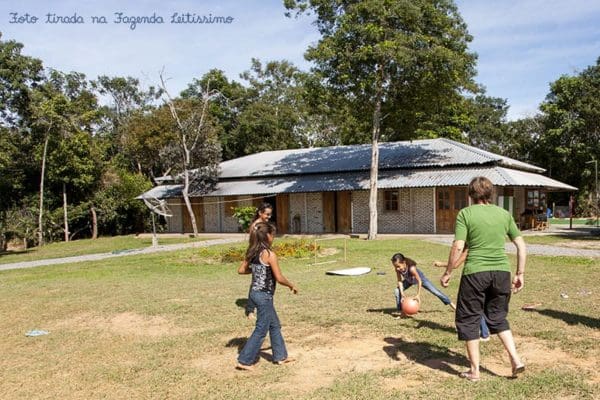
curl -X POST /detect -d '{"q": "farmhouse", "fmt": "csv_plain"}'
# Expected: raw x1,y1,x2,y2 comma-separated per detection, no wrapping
139,138,576,234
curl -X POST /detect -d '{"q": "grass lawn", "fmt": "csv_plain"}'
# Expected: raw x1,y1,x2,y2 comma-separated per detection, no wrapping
0,235,213,265
0,237,597,399
548,217,599,226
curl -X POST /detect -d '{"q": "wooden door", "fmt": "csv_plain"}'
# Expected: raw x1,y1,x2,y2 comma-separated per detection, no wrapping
436,188,467,233
322,192,336,232
182,197,204,233
275,194,289,234
336,191,352,233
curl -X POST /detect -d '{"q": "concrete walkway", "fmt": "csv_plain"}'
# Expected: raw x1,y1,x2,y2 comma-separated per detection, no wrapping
422,225,600,258
0,237,245,272
422,236,600,258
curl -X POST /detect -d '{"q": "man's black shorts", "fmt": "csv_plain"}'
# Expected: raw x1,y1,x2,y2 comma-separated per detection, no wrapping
456,270,512,341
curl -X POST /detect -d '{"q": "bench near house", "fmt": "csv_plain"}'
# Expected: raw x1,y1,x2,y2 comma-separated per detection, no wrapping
139,138,576,234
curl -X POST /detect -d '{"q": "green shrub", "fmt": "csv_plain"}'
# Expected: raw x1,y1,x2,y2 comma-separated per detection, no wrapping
218,240,318,263
232,206,256,232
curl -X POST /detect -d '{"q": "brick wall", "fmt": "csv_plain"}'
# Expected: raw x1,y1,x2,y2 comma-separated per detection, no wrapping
354,188,435,234
412,188,435,233
170,187,437,234
222,196,239,233
307,192,324,233
203,198,220,232
288,193,324,233
166,198,183,233
352,191,370,233
289,193,304,233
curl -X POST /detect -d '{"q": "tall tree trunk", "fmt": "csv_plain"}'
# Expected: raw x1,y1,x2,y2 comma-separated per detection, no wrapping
63,182,69,242
368,76,383,240
182,167,199,237
90,205,98,239
367,98,381,240
37,131,50,247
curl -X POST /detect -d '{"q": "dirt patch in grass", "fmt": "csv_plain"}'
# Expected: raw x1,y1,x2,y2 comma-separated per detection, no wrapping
478,336,599,385
318,247,340,257
53,312,188,337
191,327,599,394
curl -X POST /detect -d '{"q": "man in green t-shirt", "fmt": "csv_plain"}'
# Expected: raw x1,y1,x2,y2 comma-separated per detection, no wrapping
440,176,526,382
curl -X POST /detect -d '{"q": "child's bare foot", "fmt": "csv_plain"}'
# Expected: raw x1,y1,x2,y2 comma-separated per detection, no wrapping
274,357,296,365
246,312,256,320
510,360,525,378
449,302,457,311
236,363,254,371
459,370,480,382
433,261,446,268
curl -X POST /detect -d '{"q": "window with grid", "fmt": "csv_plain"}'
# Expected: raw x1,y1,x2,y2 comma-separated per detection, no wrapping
527,190,540,207
384,190,399,211
438,190,450,210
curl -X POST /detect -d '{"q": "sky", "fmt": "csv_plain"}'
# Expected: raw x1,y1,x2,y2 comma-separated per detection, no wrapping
1,0,599,121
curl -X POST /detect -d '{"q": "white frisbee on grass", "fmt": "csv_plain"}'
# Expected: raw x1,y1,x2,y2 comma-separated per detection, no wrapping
325,267,371,276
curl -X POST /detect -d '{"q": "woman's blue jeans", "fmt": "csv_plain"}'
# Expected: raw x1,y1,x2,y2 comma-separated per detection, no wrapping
245,287,256,316
238,290,288,366
480,315,490,339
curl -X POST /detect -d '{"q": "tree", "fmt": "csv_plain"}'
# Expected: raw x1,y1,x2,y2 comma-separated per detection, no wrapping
0,35,44,246
92,166,153,236
463,94,510,154
159,72,221,237
235,59,312,153
537,58,600,212
0,33,44,127
120,105,178,179
92,75,162,168
182,69,248,160
42,70,102,242
285,0,477,239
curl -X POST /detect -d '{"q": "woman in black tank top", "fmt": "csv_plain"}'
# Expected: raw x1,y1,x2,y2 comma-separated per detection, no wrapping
236,222,298,370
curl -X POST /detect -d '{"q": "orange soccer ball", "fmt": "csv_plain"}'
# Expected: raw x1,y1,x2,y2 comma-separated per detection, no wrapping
401,297,420,315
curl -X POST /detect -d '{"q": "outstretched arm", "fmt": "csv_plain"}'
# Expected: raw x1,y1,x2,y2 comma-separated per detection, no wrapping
266,252,298,294
434,247,468,268
238,260,251,274
410,267,422,298
440,240,465,287
512,236,526,293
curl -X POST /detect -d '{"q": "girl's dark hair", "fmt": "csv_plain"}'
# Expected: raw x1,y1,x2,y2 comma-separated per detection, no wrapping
391,253,416,267
254,202,273,220
245,222,276,262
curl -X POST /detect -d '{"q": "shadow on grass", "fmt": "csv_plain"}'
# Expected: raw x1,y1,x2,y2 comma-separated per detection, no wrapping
366,308,445,316
0,248,35,258
529,308,600,329
366,307,397,316
226,337,248,352
225,337,273,362
383,337,499,377
235,298,248,309
413,319,456,334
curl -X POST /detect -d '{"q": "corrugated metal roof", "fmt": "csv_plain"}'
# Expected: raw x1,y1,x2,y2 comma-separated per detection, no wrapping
377,167,577,191
218,138,545,178
139,167,575,199
136,185,182,199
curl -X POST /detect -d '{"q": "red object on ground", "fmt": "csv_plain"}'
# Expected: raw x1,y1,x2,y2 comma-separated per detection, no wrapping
401,297,420,315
